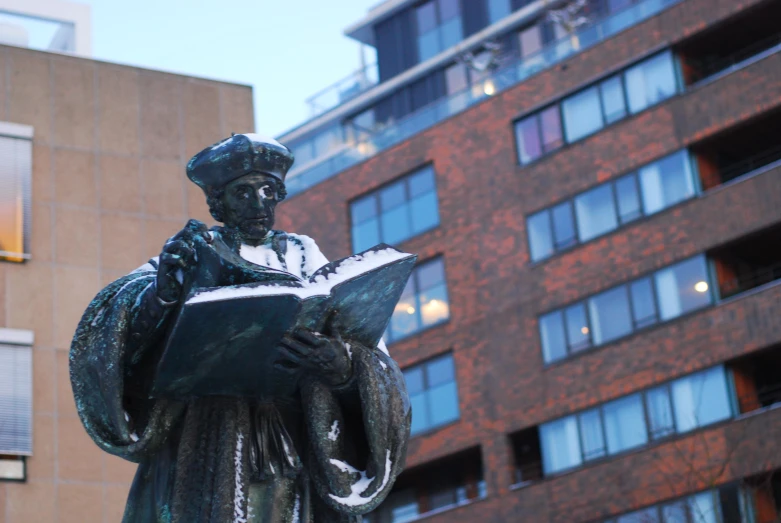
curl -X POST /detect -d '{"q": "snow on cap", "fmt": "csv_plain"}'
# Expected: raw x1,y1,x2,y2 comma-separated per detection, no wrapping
186,133,294,190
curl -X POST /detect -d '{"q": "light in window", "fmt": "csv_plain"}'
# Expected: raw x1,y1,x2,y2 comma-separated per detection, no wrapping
0,131,32,263
694,281,709,293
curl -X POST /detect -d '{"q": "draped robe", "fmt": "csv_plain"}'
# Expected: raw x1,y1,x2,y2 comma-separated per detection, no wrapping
70,228,411,523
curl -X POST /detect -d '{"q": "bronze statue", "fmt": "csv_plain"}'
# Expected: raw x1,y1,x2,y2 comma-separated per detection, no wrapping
70,134,412,522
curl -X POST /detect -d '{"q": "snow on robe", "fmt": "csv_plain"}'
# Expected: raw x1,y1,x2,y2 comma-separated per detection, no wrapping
70,227,411,523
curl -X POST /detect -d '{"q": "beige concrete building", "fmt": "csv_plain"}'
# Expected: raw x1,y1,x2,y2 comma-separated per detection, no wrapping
0,41,254,521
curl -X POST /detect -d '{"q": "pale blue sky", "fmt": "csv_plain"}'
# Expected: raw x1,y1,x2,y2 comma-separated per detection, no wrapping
86,0,379,137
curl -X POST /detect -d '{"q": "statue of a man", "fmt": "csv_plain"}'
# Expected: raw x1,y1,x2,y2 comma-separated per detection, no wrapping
70,134,411,522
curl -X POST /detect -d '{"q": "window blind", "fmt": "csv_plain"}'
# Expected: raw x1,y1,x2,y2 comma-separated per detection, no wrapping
0,344,33,455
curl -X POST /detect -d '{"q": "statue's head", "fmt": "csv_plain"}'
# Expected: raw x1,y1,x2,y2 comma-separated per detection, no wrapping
187,134,294,243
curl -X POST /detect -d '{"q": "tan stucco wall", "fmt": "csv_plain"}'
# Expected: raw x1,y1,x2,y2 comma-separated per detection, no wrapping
0,44,254,523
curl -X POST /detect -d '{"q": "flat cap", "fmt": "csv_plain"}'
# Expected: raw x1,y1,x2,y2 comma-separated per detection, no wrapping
186,133,294,190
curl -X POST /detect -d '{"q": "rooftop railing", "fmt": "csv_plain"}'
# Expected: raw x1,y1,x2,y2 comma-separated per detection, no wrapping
304,62,379,118
285,0,683,198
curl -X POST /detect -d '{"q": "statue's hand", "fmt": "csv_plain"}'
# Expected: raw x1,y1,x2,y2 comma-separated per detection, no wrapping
279,317,352,387
156,224,201,303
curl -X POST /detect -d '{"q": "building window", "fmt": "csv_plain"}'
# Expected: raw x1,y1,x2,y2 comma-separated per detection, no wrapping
0,328,34,481
540,365,734,475
540,255,712,364
404,353,459,435
388,257,450,343
351,165,440,253
363,447,485,523
515,105,564,165
602,484,752,523
0,125,33,263
514,50,679,165
416,0,463,62
527,149,698,262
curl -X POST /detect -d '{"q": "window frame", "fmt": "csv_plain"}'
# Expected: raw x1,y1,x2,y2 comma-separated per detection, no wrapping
403,352,461,437
414,0,464,62
525,148,701,263
540,365,735,476
538,254,715,364
385,256,450,345
0,327,34,483
0,123,34,263
349,164,441,254
512,49,681,167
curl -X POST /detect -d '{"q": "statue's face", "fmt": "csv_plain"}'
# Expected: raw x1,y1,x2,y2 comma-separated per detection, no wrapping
221,173,281,242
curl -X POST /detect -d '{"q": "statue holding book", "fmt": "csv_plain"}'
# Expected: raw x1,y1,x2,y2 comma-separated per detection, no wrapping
70,134,413,522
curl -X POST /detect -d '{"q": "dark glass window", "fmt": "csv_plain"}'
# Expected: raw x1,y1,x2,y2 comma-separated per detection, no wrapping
404,353,459,435
351,166,439,253
416,0,463,62
526,150,698,262
388,257,449,343
539,255,712,363
540,366,734,475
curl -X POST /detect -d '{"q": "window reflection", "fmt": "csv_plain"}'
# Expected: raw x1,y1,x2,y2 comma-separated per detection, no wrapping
387,258,449,343
403,353,460,435
350,166,440,253
527,149,698,262
515,50,679,166
540,366,734,475
539,255,712,363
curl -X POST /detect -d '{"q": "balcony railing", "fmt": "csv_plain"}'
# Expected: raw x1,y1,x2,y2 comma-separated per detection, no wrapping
719,261,781,300
285,0,683,198
304,62,379,118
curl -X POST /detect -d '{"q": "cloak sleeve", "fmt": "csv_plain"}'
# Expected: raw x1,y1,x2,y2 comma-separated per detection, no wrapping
69,262,185,463
303,343,411,516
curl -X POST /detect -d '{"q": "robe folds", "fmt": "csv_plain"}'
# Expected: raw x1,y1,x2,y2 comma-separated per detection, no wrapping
69,228,411,523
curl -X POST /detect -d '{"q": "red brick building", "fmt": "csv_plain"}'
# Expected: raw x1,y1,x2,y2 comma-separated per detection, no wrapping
276,0,781,521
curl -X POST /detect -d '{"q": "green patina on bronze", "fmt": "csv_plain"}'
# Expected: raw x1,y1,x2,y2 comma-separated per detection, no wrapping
69,135,412,522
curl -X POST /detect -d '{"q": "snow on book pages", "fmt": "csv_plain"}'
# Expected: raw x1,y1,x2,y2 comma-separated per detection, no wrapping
151,245,417,400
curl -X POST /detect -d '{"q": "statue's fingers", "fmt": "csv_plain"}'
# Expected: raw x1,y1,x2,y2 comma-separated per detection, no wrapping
292,329,324,347
160,252,186,269
279,336,313,357
275,346,304,366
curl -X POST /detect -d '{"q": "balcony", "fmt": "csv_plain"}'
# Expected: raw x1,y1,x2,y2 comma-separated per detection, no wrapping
677,0,781,87
304,62,379,119
711,224,781,302
284,0,683,197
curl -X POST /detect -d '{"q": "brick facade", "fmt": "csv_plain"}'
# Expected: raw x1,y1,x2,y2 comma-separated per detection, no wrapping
275,0,781,520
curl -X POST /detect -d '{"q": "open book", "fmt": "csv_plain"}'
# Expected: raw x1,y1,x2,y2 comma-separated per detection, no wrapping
151,244,417,400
